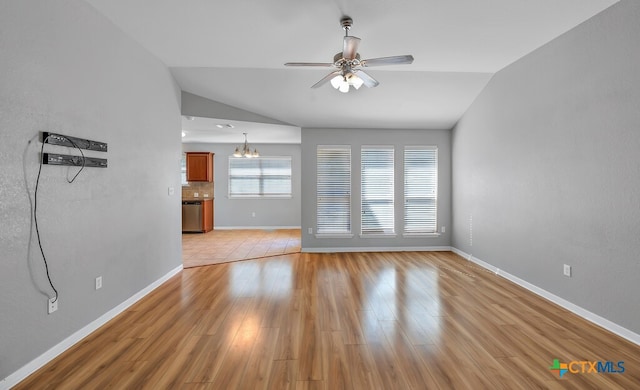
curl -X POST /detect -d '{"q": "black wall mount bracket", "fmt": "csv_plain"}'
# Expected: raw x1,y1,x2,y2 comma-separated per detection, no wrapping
42,153,107,168
42,132,107,152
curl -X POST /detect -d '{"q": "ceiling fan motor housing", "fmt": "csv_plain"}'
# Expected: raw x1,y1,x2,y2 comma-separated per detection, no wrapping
341,17,353,30
334,52,360,63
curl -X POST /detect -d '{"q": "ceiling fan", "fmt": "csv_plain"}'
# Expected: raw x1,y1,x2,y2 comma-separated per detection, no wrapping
285,16,414,93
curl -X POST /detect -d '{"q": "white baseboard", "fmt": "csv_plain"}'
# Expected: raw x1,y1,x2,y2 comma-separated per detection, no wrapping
451,247,640,346
1,265,183,390
302,246,452,253
213,226,301,230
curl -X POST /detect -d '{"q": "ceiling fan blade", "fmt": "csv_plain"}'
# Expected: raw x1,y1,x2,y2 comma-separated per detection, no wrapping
361,55,414,67
311,70,341,89
355,70,379,88
285,62,334,67
343,36,361,60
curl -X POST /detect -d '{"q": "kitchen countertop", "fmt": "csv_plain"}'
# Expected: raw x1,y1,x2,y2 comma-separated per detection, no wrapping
182,198,213,202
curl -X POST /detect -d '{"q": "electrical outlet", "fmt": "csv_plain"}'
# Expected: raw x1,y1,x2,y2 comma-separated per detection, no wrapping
168,187,175,196
563,264,572,277
308,228,313,235
48,297,58,314
441,226,446,233
252,212,256,217
194,192,199,197
95,276,102,290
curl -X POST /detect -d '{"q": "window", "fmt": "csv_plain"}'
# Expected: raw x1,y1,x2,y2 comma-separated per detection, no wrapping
228,157,292,198
361,146,395,235
404,146,438,234
316,146,351,236
180,153,187,185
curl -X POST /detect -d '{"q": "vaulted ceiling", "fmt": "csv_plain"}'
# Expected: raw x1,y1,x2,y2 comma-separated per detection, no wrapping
84,0,617,142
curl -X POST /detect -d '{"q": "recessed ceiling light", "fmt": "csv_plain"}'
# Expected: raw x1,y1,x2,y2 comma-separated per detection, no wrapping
216,124,224,128
181,131,186,137
184,116,195,121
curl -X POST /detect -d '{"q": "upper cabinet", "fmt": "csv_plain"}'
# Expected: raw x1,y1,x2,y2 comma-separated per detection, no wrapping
185,152,214,182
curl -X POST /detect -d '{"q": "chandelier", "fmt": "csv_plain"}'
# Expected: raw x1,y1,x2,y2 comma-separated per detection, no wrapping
233,133,259,158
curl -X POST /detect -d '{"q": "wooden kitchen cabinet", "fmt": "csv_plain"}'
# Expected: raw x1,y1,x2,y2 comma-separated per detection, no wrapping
186,152,214,182
202,199,213,232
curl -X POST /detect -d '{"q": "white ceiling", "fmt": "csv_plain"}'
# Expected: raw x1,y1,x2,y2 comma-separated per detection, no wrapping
84,0,617,142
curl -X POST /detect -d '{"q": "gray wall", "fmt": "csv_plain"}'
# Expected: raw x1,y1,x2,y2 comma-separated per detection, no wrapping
0,0,182,381
301,128,451,251
182,143,302,228
182,91,290,125
452,0,640,334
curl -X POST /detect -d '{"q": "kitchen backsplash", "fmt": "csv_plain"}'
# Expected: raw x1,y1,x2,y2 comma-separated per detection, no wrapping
182,181,214,199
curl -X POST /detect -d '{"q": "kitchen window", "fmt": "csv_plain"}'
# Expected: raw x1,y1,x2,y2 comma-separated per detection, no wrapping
228,156,292,198
180,153,187,185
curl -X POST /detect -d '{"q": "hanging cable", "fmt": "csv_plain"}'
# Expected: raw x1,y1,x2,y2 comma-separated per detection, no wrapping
34,134,86,303
35,135,58,303
64,136,86,183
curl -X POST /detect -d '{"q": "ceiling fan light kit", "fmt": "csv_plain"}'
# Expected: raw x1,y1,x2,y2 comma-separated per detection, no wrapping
285,16,414,93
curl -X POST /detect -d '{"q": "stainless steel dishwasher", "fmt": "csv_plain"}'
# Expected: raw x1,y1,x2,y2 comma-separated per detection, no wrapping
182,201,203,232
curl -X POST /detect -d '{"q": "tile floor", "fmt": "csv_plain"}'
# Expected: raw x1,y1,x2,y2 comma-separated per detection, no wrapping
182,228,301,268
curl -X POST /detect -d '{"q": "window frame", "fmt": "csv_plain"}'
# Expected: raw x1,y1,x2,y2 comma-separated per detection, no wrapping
360,145,396,237
316,145,353,238
403,145,439,236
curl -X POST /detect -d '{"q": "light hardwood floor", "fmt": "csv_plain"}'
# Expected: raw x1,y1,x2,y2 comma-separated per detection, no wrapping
16,251,640,389
182,229,301,268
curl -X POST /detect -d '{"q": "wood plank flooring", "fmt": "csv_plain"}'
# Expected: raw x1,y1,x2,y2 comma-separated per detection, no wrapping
182,229,301,268
15,251,640,389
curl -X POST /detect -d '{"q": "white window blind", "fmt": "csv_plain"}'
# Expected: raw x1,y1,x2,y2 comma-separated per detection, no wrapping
317,146,351,235
361,146,395,235
404,146,438,234
180,153,187,185
228,157,292,198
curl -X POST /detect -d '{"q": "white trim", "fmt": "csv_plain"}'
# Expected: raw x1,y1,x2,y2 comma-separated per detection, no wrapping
450,247,499,273
1,265,183,390
302,246,452,253
359,233,397,238
402,232,441,238
213,226,301,230
315,233,355,239
451,247,640,346
227,195,293,199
